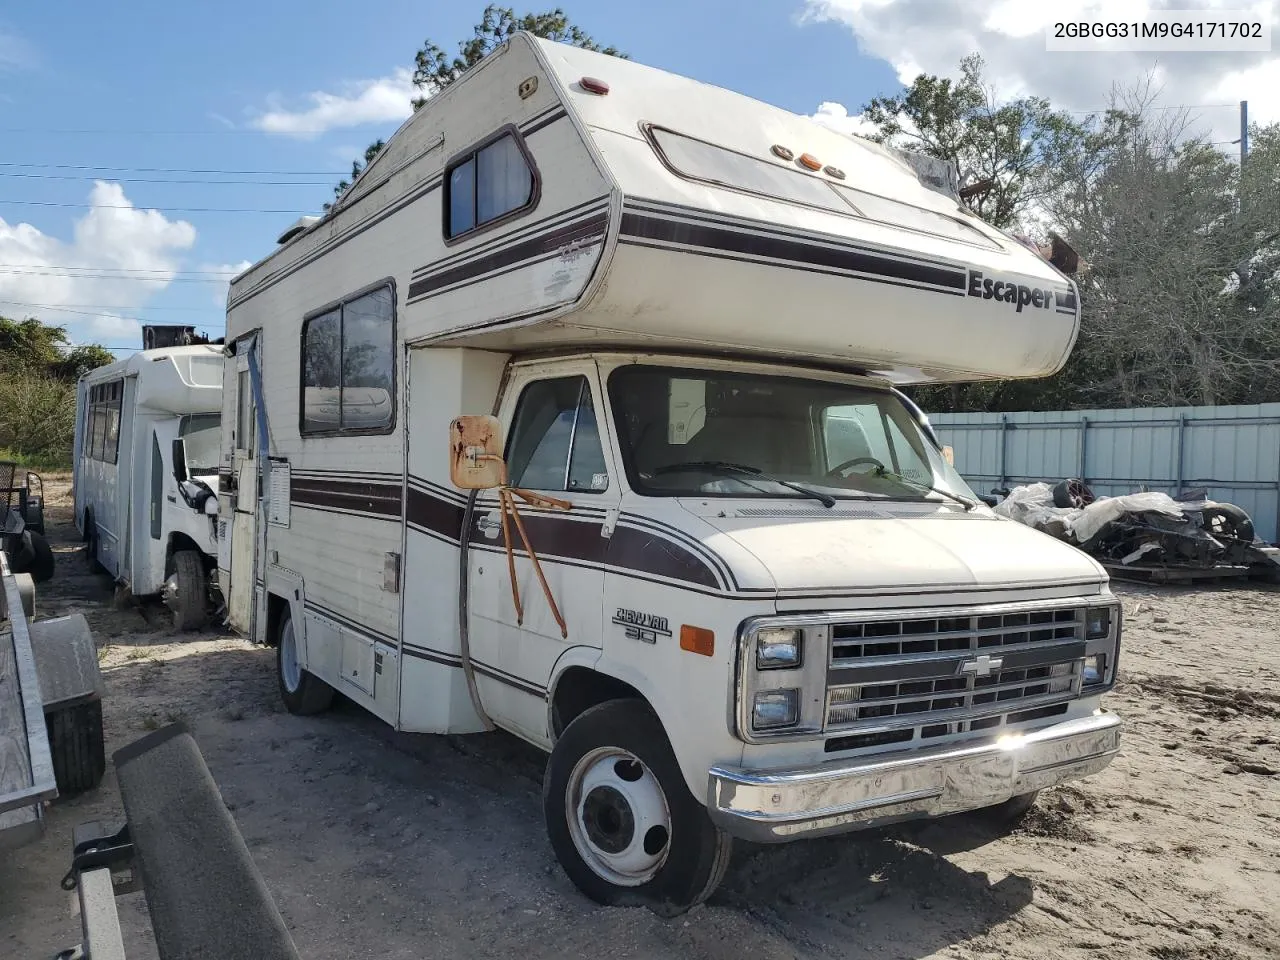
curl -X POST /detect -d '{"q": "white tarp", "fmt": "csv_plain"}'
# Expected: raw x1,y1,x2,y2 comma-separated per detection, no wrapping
994,483,1189,545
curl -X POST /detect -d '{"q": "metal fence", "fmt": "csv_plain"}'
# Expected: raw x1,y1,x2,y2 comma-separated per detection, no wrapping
929,403,1280,545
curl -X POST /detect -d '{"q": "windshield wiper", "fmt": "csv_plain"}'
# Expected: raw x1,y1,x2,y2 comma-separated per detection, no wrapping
880,471,977,512
653,461,836,508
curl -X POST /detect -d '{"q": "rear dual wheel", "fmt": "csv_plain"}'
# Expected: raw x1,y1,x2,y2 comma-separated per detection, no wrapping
543,699,731,915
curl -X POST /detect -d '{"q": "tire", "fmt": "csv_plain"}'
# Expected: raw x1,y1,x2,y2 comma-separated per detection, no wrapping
25,498,44,536
543,699,732,915
975,790,1040,828
84,513,102,572
46,700,107,797
26,531,54,583
277,607,334,715
5,531,36,572
1052,478,1095,510
1203,503,1254,542
168,549,208,631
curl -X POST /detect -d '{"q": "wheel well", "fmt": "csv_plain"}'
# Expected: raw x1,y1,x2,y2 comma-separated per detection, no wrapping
264,592,289,648
165,533,206,575
550,667,646,738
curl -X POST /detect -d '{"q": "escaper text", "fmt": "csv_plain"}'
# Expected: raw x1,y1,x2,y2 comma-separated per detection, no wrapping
967,270,1055,313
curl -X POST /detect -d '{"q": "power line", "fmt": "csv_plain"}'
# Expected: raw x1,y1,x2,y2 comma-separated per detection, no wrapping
0,127,269,136
0,162,345,175
0,199,312,214
0,263,243,276
0,298,222,313
0,172,332,186
1062,102,1241,115
0,269,232,284
0,301,226,327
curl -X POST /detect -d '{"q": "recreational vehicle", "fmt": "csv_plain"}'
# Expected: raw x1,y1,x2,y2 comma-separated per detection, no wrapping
220,35,1122,911
75,346,223,629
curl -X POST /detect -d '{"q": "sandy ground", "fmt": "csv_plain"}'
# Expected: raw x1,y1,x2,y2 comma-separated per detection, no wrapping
2,478,1278,960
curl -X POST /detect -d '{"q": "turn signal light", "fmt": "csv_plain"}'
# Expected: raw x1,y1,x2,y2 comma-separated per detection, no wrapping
680,625,714,657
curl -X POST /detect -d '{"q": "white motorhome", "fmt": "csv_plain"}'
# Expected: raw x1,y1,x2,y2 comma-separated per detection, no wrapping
74,346,223,629
219,35,1122,912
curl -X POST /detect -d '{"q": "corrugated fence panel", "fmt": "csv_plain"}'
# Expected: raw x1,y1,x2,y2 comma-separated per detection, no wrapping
931,403,1280,544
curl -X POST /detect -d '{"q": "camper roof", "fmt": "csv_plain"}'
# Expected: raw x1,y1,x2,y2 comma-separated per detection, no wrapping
231,34,1078,385
80,345,223,416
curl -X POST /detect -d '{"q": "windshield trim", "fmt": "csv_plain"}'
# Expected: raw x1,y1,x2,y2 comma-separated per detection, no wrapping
605,362,963,504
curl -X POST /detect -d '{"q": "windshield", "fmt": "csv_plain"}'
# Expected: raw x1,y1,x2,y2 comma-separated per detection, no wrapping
179,413,221,475
607,365,976,504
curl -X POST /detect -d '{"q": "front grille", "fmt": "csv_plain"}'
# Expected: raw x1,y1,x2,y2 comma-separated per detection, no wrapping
824,605,1086,745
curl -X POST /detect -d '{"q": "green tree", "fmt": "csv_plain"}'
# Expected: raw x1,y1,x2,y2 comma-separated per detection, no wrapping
0,316,66,372
0,315,114,464
861,55,1089,229
410,3,623,106
0,316,114,380
329,5,624,207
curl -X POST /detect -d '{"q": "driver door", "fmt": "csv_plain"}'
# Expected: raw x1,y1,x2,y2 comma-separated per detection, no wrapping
465,363,616,743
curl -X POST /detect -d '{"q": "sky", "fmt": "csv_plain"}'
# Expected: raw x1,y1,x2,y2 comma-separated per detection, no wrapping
1,0,1276,354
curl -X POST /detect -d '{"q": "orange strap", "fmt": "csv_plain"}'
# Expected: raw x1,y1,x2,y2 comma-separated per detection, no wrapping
470,453,572,639
497,485,572,639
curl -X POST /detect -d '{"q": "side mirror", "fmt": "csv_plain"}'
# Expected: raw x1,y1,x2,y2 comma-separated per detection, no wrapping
449,415,506,490
172,438,189,485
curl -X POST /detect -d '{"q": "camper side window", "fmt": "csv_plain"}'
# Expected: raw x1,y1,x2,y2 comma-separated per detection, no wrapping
444,130,537,240
506,377,609,494
301,284,395,435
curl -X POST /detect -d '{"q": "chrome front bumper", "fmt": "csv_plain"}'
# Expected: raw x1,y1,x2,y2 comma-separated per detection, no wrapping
708,712,1122,843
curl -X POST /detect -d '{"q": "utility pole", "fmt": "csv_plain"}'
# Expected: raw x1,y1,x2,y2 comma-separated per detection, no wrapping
1240,100,1249,166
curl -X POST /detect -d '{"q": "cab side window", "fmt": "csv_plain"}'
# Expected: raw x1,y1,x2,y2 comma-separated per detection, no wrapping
506,377,609,493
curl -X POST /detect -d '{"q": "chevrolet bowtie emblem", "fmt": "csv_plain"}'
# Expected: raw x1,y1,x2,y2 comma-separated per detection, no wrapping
959,655,1003,678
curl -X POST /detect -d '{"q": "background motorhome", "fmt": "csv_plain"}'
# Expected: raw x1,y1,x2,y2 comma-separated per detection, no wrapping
74,345,223,629
219,34,1112,912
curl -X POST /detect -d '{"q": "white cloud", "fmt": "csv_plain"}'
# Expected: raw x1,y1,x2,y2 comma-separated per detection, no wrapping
0,25,34,70
0,182,197,347
250,68,419,138
809,101,882,138
802,0,1280,142
201,260,253,307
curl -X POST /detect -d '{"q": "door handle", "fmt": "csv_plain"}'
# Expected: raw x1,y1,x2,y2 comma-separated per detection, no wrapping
476,511,502,539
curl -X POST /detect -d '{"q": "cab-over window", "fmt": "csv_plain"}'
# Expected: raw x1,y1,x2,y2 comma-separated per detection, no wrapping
445,129,537,240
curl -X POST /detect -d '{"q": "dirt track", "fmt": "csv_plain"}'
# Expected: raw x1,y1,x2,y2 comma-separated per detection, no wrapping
3,479,1278,960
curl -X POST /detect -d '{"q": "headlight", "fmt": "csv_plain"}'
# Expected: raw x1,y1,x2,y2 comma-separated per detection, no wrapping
756,628,802,669
1083,654,1106,685
752,689,800,730
1085,606,1112,639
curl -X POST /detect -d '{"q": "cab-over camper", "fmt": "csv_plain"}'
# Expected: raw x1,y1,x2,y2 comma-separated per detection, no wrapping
219,35,1121,911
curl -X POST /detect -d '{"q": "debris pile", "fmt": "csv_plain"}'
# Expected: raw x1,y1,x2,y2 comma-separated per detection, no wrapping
993,479,1280,583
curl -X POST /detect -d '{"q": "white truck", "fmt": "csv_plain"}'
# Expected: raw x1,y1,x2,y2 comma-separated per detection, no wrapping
74,345,223,629
218,34,1122,912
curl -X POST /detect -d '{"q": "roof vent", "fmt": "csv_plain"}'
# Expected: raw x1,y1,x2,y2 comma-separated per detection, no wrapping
277,216,320,245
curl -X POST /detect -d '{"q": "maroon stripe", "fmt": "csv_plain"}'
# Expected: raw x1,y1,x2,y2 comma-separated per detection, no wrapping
406,485,465,540
406,212,608,300
460,502,721,589
292,477,402,519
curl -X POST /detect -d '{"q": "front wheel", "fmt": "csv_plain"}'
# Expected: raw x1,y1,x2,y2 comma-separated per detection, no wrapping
165,549,208,631
543,699,732,915
277,608,334,715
